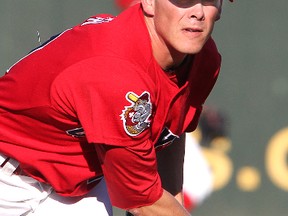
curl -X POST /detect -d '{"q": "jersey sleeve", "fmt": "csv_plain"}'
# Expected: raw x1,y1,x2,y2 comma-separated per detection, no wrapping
50,56,154,147
50,56,162,208
95,140,163,209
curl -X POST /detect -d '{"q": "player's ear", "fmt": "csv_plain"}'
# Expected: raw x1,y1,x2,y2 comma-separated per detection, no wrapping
141,0,155,16
216,0,223,21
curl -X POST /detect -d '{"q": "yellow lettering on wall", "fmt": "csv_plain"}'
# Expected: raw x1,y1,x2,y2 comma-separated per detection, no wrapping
202,137,233,191
266,127,288,191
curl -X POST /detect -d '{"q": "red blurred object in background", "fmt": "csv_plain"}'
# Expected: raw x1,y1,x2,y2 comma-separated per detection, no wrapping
115,0,139,10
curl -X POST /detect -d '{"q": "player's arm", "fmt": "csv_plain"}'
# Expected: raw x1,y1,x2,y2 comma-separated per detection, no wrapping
128,189,190,216
156,134,186,204
94,140,190,216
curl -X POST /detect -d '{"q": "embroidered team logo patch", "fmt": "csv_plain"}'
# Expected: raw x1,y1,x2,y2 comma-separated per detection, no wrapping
121,91,152,136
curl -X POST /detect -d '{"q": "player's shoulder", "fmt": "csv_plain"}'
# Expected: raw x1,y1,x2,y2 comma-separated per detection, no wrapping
52,55,153,95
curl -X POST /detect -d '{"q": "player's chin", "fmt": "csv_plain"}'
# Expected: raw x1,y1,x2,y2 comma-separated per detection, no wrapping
178,43,206,55
185,37,212,54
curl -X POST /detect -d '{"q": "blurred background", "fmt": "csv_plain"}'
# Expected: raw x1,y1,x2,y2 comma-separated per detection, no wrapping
1,0,287,215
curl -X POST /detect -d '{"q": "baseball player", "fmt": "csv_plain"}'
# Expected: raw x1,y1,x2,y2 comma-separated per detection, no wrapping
115,0,228,214
0,0,232,215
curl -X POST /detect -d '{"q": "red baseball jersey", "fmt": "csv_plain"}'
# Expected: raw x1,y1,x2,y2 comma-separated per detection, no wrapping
0,4,221,209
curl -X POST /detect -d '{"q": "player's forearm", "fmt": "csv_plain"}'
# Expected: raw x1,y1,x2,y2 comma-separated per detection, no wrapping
128,190,190,216
174,191,184,205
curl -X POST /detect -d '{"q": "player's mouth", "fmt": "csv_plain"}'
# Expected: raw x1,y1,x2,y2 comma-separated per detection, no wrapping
182,27,203,39
183,27,203,33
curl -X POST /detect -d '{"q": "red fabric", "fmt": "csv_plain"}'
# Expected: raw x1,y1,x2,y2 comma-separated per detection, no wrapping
0,4,221,209
115,0,137,10
183,192,196,212
96,140,163,209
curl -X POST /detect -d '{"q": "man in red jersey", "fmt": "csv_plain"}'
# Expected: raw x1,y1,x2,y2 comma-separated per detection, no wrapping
0,0,232,215
116,1,231,215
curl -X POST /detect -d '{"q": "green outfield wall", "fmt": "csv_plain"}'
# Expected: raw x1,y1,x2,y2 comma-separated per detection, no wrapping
1,1,287,215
